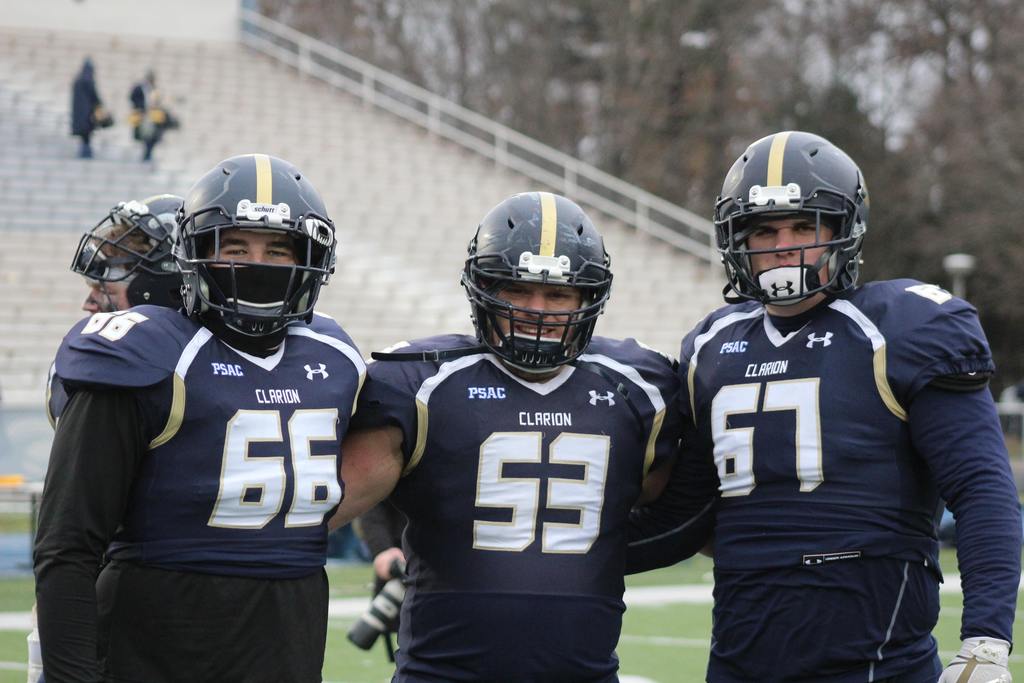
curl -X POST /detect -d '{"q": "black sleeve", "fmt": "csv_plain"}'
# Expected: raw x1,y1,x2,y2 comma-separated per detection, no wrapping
625,425,720,574
910,383,1021,643
355,500,406,558
33,389,146,683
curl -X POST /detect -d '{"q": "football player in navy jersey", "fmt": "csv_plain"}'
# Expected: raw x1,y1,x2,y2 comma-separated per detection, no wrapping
630,131,1021,682
32,194,185,683
45,193,185,426
332,192,704,682
33,154,365,683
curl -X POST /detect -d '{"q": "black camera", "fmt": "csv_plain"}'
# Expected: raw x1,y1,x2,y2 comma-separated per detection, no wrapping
347,559,406,650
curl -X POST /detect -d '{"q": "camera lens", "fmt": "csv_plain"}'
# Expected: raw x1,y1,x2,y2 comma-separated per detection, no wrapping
346,577,406,650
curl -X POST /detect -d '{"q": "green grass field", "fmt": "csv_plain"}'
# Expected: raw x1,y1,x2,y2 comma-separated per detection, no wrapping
0,549,1020,682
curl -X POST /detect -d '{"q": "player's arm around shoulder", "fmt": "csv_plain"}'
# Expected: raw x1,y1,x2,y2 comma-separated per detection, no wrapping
330,425,404,530
329,343,426,530
623,325,724,574
637,459,672,505
630,339,683,502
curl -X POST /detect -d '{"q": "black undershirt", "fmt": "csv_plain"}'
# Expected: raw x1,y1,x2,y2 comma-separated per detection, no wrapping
765,294,835,335
357,500,407,559
34,389,145,682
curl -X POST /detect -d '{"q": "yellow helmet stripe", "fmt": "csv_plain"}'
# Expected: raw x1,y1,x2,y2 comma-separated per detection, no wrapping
538,192,558,257
254,154,273,204
766,131,792,187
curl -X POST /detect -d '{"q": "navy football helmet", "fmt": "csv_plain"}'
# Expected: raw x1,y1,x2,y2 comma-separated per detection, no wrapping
714,131,869,304
462,192,612,373
174,154,336,337
71,193,183,308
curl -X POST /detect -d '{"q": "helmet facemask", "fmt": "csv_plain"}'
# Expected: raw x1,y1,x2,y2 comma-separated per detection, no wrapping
714,132,869,306
464,249,611,374
717,184,866,305
72,198,183,308
176,201,335,337
72,201,172,282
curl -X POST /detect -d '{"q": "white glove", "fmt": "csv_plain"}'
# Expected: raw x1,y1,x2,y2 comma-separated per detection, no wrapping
939,637,1012,683
27,604,42,683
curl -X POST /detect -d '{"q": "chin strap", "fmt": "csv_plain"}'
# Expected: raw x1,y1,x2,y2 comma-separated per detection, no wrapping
370,346,488,362
201,314,287,357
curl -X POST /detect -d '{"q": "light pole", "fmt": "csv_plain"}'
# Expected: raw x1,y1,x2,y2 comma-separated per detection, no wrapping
942,253,976,299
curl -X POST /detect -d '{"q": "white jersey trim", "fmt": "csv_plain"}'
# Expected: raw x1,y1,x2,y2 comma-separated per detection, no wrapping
150,327,214,449
579,352,669,474
486,357,576,395
176,327,215,378
578,353,666,415
687,309,764,421
224,338,286,371
288,327,368,379
407,353,492,475
289,326,367,416
405,354,578,475
762,316,807,347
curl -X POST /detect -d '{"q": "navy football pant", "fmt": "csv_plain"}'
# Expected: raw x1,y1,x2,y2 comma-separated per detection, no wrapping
708,558,941,682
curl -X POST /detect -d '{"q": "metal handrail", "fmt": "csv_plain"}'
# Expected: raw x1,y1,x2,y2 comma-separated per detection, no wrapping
238,8,717,264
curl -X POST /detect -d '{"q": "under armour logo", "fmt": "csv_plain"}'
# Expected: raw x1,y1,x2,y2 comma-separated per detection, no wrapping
304,363,329,380
589,390,616,406
806,332,833,348
770,282,796,297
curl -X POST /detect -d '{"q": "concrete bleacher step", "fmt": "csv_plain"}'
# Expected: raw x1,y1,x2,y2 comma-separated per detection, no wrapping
0,26,725,408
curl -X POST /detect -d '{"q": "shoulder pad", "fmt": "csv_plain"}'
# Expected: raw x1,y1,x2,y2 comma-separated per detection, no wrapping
378,334,479,357
306,312,358,346
856,279,963,313
353,336,483,465
841,280,994,399
849,280,987,344
291,315,364,365
581,336,681,406
368,334,482,364
680,301,763,366
580,336,683,474
55,307,199,389
366,334,479,378
587,336,678,373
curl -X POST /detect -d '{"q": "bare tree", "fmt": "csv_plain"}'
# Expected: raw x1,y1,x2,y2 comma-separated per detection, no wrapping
260,0,1024,389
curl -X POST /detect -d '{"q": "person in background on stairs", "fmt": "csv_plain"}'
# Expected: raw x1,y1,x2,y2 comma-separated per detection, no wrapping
70,58,103,159
129,69,179,162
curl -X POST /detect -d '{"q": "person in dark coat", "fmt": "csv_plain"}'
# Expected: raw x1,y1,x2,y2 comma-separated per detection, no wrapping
70,58,102,159
129,70,176,162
